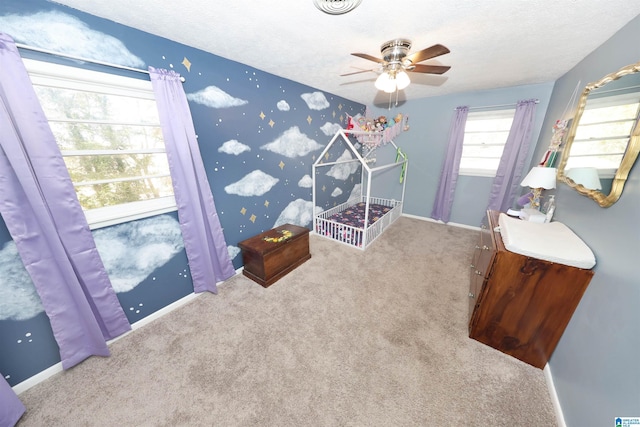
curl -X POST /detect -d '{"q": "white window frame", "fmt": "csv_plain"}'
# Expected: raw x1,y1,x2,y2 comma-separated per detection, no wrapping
459,108,516,177
23,58,176,229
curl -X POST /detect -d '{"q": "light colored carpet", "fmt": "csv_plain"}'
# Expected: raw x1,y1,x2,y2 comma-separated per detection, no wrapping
15,216,557,426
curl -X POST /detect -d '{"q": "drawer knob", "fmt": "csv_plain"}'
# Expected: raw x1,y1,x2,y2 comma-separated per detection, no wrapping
468,292,475,298
475,245,480,249
470,264,475,269
475,270,483,275
482,245,490,251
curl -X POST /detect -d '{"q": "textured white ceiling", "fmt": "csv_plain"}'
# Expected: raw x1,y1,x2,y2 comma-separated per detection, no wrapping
52,0,640,106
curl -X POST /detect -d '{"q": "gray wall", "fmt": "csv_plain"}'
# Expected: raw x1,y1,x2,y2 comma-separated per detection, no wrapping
372,15,640,422
529,15,640,427
370,82,554,226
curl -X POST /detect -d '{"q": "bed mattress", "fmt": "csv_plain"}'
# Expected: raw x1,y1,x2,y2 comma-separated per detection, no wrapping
498,213,596,269
325,202,392,228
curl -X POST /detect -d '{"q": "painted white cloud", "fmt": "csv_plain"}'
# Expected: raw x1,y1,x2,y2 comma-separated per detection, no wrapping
0,11,144,68
327,149,359,180
0,241,45,321
219,139,251,155
331,188,343,197
298,174,313,188
224,170,279,196
348,184,362,205
187,86,248,109
261,126,322,158
301,91,330,110
0,215,185,321
273,199,317,228
320,122,343,136
277,100,290,111
227,245,241,260
93,215,185,293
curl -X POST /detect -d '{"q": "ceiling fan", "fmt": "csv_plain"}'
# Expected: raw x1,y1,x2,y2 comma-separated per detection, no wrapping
344,39,451,93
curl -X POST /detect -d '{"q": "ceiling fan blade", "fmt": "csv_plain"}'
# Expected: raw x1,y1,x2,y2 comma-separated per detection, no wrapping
410,64,451,75
407,44,450,64
351,53,384,63
341,69,377,76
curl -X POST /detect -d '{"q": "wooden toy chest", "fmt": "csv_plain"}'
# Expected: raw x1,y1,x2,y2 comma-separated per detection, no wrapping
237,224,311,287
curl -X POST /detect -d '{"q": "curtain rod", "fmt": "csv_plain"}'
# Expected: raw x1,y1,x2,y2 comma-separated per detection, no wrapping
15,43,186,82
455,100,540,111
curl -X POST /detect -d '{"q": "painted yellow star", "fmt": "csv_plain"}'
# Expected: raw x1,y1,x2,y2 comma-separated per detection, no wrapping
181,57,191,72
268,119,275,128
322,185,326,192
250,214,257,223
338,104,343,110
264,200,270,207
340,114,344,123
325,152,330,160
279,160,285,170
240,207,247,215
259,111,266,120
332,110,336,118
307,115,312,125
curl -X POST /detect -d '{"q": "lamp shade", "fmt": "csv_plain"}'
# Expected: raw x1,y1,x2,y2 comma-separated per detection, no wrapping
375,72,394,92
395,70,410,90
520,166,557,189
565,167,602,190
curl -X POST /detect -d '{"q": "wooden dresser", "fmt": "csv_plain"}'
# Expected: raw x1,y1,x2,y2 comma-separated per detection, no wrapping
238,224,311,288
468,210,594,368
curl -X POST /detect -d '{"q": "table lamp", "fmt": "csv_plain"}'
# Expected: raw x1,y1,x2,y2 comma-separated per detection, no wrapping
520,166,557,210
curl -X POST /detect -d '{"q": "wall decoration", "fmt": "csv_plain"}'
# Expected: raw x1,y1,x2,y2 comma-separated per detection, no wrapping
0,0,364,387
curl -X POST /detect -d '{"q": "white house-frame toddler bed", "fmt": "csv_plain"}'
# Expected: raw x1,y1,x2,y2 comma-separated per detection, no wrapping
312,129,407,250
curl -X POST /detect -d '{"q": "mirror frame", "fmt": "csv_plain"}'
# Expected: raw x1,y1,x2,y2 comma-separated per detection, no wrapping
558,61,640,207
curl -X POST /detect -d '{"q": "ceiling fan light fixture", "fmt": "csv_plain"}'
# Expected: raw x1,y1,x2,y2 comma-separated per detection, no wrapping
375,72,394,93
375,70,410,93
396,70,410,90
313,0,363,15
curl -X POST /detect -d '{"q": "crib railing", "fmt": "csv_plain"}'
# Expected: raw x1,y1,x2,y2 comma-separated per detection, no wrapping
314,197,402,250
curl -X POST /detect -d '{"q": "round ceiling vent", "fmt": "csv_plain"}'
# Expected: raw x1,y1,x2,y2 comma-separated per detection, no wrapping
313,0,363,15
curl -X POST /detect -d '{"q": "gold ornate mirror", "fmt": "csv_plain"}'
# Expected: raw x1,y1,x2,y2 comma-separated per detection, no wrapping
558,61,640,207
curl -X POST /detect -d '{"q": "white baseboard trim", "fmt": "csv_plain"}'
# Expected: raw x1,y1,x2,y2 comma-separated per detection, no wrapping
544,364,567,427
401,213,481,231
12,269,243,395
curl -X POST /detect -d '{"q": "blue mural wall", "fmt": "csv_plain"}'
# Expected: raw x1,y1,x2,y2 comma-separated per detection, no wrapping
0,0,364,387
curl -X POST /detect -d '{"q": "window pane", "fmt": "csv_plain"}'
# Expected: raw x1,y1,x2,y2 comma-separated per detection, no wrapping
75,176,175,210
465,118,513,132
33,86,160,124
463,131,510,146
26,59,176,228
460,109,515,175
459,157,500,171
49,122,165,151
63,153,171,182
461,144,505,158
